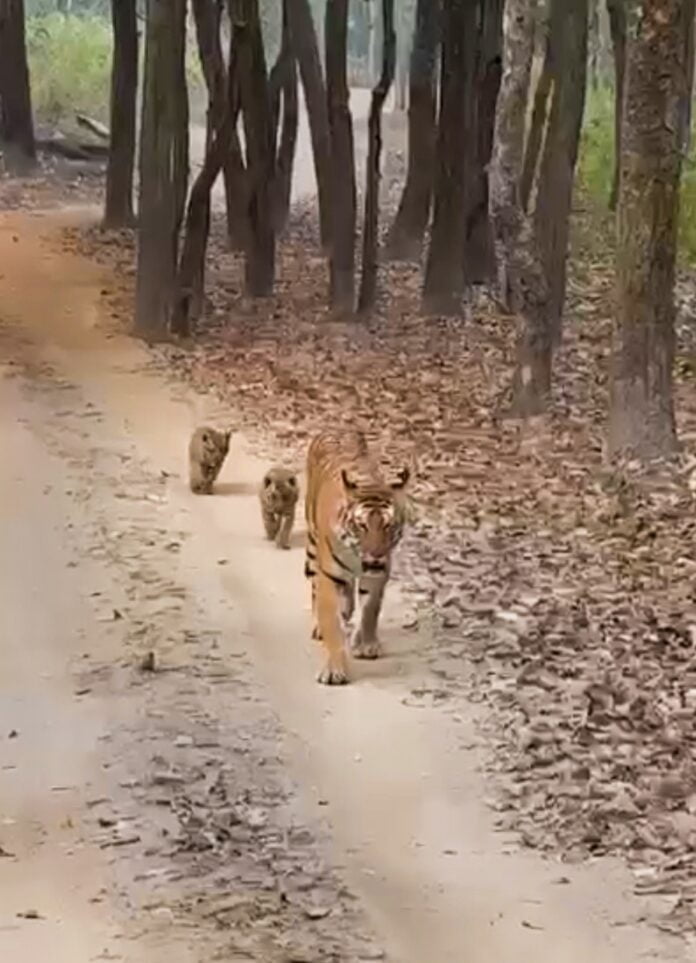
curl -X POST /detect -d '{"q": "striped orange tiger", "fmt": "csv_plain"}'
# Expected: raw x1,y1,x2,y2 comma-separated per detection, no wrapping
304,429,411,685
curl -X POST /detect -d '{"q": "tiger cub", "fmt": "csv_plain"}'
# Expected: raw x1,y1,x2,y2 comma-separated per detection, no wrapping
188,426,231,495
304,429,410,685
259,467,298,549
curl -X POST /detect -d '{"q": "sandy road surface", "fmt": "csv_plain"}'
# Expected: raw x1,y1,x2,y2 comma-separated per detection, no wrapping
0,207,693,962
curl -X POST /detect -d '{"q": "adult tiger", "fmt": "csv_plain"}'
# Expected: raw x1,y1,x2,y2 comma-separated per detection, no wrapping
304,429,411,685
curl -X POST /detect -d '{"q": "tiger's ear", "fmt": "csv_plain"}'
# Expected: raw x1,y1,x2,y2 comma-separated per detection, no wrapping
224,429,232,445
390,467,410,491
341,469,359,494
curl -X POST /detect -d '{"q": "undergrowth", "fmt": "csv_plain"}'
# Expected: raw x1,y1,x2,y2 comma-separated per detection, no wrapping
578,81,696,265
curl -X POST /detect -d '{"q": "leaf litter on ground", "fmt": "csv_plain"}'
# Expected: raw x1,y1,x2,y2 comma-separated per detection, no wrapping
59,187,696,940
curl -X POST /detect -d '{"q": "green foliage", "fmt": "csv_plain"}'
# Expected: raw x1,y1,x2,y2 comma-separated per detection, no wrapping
576,83,615,207
577,82,696,264
26,12,113,124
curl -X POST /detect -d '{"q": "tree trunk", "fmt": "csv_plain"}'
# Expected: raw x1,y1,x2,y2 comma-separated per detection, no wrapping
286,0,332,248
172,39,239,337
533,0,588,341
462,0,504,284
489,0,550,416
608,0,689,462
192,0,248,251
357,0,396,315
0,0,35,173
104,0,138,227
385,0,440,261
269,0,298,234
325,0,357,315
520,27,552,213
134,0,189,340
233,0,276,297
423,0,477,315
679,0,695,155
607,0,627,212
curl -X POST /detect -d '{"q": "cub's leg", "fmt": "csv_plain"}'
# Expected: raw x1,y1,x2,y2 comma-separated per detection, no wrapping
263,508,281,541
351,571,389,660
315,572,349,685
275,505,295,550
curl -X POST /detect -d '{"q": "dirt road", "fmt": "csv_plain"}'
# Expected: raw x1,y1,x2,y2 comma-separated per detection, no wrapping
0,208,692,961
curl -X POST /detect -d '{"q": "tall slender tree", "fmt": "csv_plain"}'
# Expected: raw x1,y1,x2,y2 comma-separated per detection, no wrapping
489,0,550,416
325,0,356,315
0,0,35,173
423,0,477,315
104,0,138,227
607,0,627,211
234,0,276,297
134,0,189,339
385,0,441,261
608,0,691,460
358,0,396,314
287,0,332,248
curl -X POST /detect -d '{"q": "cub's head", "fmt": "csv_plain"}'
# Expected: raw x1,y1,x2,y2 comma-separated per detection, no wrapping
339,467,410,573
262,466,299,509
201,427,231,460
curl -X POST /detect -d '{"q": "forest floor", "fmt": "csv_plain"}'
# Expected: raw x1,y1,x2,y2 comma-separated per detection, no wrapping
2,102,696,960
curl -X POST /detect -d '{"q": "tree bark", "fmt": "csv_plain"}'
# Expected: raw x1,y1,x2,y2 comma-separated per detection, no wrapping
520,24,552,213
533,0,588,341
325,0,357,315
0,0,35,173
679,0,695,156
233,0,276,297
385,0,441,261
192,0,248,251
269,0,298,234
357,0,396,315
104,0,138,227
462,0,504,284
423,0,477,315
286,0,332,248
134,0,189,340
172,38,239,337
607,0,627,212
489,0,550,416
608,0,689,462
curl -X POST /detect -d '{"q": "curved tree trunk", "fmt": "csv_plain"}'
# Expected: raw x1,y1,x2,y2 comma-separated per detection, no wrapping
286,0,332,248
171,5,240,336
533,0,588,342
269,0,298,235
608,0,689,461
134,0,188,340
385,0,440,261
326,0,356,315
607,0,627,212
0,0,35,173
233,0,276,297
104,0,138,227
462,0,504,284
520,30,552,213
423,0,477,315
357,0,396,314
489,0,550,416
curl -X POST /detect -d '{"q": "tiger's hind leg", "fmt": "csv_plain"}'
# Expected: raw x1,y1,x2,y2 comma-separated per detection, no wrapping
340,581,355,629
275,505,295,550
351,571,388,660
315,572,349,685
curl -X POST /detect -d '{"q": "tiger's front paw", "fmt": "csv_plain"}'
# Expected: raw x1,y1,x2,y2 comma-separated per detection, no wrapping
351,629,380,660
317,655,349,685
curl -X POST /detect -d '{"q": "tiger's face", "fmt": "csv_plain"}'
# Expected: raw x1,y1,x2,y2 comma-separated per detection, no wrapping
340,468,410,573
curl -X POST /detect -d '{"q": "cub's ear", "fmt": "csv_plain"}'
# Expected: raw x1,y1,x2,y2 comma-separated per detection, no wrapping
341,469,359,493
263,474,272,488
224,429,232,444
390,467,410,491
287,474,297,487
